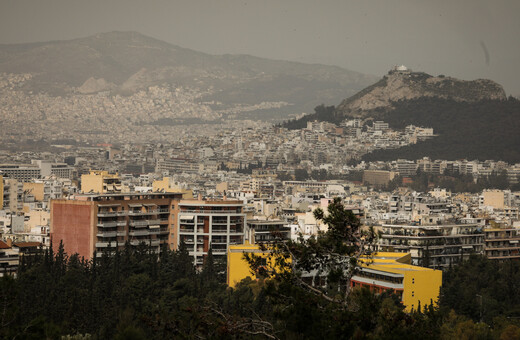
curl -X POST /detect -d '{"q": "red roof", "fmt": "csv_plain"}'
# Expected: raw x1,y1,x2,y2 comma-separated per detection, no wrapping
0,241,10,249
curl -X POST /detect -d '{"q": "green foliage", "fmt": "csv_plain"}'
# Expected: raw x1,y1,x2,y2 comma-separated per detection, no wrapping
363,97,520,163
3,239,520,338
245,197,376,308
281,104,336,130
440,255,520,324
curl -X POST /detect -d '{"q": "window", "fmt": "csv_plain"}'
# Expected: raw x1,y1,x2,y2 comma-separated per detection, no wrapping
412,278,415,284
412,291,414,297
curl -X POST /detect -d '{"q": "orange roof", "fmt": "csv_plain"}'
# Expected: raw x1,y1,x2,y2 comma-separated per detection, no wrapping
0,241,10,249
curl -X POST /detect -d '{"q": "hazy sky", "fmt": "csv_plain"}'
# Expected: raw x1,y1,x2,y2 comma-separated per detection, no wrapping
1,0,519,95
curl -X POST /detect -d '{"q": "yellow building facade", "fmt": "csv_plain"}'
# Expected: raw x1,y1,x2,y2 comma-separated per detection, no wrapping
0,175,3,208
353,252,442,312
227,243,289,288
80,171,121,194
23,182,45,201
227,245,441,312
152,177,193,198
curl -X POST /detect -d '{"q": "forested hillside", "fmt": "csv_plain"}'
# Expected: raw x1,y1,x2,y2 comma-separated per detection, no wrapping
363,97,520,163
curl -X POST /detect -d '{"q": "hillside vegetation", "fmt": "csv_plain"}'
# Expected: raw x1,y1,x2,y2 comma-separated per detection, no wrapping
362,97,520,163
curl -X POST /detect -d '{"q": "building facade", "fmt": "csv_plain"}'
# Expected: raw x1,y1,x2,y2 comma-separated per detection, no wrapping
51,192,183,259
377,224,484,269
177,199,246,267
484,227,520,260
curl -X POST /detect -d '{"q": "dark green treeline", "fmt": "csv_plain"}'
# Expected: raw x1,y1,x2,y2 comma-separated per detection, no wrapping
1,242,520,339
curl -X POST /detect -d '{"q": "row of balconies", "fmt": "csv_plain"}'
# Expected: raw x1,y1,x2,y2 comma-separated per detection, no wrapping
180,209,241,214
97,211,127,217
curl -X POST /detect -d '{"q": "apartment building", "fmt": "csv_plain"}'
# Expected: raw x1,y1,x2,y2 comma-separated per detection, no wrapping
246,219,291,244
484,227,520,260
80,171,122,194
363,170,397,187
0,164,41,181
227,246,441,313
377,224,484,269
31,160,74,179
177,199,246,267
351,252,442,312
0,240,19,277
0,175,3,208
51,192,184,259
2,178,23,212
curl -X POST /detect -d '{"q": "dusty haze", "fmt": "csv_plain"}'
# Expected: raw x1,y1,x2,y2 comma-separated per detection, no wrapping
0,0,519,95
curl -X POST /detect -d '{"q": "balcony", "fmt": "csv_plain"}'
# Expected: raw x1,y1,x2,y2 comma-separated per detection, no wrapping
95,242,113,248
148,219,161,225
179,227,195,233
97,211,119,217
181,209,241,214
212,228,227,234
129,220,148,227
97,221,118,228
96,231,117,238
129,230,150,237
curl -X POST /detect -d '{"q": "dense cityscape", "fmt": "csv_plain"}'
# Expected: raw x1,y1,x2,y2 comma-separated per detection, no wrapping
1,1,520,338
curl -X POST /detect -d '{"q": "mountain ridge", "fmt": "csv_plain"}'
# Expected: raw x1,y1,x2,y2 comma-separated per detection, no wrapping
0,31,378,143
335,67,506,118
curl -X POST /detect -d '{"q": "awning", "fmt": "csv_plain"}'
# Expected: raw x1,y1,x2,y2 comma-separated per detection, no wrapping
510,240,519,244
149,225,160,229
180,215,194,220
128,204,142,208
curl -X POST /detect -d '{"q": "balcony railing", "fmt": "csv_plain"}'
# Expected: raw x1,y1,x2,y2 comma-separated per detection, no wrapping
129,220,148,227
96,231,117,238
181,209,241,214
97,221,118,228
129,230,150,237
95,242,114,248
97,211,119,217
212,228,227,234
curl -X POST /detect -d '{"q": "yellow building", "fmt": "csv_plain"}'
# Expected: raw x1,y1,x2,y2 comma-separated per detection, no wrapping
23,182,45,201
481,190,505,210
152,177,193,198
80,171,121,194
227,243,290,288
0,175,3,208
228,245,441,312
353,252,442,312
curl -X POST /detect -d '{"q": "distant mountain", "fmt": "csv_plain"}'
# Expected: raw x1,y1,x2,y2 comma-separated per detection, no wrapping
0,31,376,120
283,67,520,162
335,66,506,118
